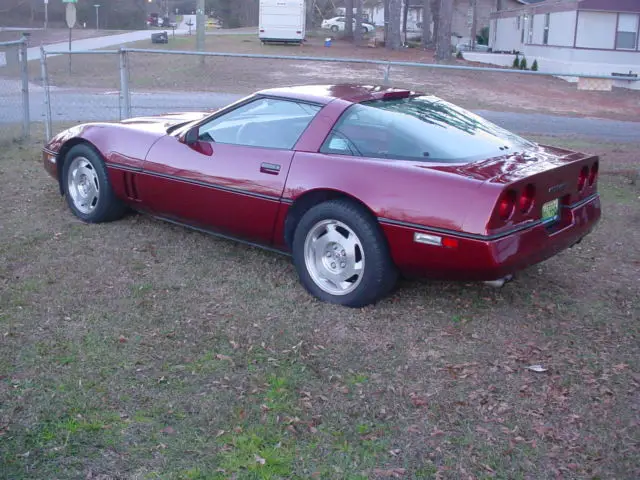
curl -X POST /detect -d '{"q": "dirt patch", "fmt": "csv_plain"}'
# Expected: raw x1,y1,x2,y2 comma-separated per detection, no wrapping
7,33,640,122
0,127,638,479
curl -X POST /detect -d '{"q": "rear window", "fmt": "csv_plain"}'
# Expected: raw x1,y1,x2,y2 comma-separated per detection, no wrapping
320,95,536,163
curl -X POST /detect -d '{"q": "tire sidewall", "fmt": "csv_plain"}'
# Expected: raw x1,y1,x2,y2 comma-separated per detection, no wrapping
62,144,113,223
292,201,395,307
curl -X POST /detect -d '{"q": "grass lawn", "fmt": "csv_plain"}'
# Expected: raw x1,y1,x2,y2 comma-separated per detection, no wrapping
0,129,639,479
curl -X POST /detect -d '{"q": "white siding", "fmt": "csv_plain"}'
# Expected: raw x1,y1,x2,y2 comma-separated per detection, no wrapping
548,10,577,47
575,11,616,49
491,16,522,51
532,13,545,45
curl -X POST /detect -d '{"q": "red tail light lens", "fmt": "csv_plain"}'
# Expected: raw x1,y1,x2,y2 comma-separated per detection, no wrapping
519,184,536,213
577,166,588,192
588,162,599,186
498,190,517,220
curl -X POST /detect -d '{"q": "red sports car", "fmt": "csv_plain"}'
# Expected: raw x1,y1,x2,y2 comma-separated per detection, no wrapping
42,85,601,307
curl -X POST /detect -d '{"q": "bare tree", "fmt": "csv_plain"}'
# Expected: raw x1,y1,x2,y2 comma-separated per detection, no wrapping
386,0,402,49
431,0,440,44
384,0,390,42
470,0,478,50
345,0,354,39
434,0,452,60
421,0,432,47
354,0,363,45
402,0,409,45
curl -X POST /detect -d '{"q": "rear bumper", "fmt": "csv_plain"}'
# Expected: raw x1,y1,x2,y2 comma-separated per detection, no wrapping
382,194,601,281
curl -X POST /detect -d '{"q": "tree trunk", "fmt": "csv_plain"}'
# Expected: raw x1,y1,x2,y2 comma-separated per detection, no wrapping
384,0,390,44
354,0,363,45
431,0,440,44
386,0,402,49
434,0,453,60
402,0,409,45
345,0,354,39
496,0,503,11
470,0,478,50
421,0,432,47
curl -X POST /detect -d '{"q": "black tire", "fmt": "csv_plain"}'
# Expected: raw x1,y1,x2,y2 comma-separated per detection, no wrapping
292,199,398,308
61,144,127,223
330,25,339,33
361,26,368,34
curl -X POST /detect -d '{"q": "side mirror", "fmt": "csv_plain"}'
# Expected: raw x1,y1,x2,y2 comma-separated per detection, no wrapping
184,126,199,145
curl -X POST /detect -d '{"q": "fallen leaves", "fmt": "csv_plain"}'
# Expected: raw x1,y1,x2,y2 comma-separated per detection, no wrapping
373,467,406,478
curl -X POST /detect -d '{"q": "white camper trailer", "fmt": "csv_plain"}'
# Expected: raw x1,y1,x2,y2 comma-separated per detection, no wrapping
259,0,306,44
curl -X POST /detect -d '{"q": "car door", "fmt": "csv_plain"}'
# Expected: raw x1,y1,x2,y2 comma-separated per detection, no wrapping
138,96,321,244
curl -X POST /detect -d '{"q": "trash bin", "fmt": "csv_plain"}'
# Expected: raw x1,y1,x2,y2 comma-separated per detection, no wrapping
324,37,332,47
151,31,169,44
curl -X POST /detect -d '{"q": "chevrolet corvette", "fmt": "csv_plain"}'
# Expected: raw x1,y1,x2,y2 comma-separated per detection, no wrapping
42,84,601,307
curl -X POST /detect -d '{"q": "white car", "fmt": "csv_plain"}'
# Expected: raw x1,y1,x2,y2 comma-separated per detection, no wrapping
322,16,375,33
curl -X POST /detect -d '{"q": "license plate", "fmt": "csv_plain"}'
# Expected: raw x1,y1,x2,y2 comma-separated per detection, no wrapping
541,199,559,221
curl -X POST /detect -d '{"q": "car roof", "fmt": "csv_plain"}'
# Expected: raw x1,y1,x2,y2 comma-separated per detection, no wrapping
256,84,416,105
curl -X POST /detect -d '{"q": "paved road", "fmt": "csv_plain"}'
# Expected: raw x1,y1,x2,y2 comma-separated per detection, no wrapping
2,88,638,142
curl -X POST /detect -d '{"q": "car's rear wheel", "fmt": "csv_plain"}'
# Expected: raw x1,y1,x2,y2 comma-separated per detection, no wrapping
361,26,368,33
330,25,339,32
62,144,126,223
292,199,397,307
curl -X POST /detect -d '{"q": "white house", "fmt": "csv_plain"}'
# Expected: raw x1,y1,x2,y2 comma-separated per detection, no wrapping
486,0,640,89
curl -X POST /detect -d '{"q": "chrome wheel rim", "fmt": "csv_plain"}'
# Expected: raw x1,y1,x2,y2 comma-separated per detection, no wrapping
67,156,99,214
303,219,365,296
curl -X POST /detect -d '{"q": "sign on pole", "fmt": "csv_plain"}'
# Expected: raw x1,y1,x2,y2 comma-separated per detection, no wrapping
65,4,77,28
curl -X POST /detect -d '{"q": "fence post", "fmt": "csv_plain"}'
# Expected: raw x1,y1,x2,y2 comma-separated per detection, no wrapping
119,48,131,120
40,47,52,142
383,62,391,86
20,38,30,138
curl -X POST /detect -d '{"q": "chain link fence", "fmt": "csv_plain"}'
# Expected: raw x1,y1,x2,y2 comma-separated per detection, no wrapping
0,39,30,144
39,42,640,142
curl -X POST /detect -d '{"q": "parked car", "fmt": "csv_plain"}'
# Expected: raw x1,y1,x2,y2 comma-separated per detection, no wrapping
322,16,375,33
41,84,601,307
456,42,491,52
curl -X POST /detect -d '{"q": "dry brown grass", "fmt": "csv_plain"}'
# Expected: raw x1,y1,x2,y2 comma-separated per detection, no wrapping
0,128,639,479
12,34,640,121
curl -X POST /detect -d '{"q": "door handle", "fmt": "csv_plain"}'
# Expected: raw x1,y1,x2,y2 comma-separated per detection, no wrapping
260,162,281,175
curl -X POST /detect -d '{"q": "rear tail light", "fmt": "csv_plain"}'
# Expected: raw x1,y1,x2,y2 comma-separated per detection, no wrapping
577,166,588,192
259,29,265,32
498,189,517,220
519,183,536,213
588,162,599,186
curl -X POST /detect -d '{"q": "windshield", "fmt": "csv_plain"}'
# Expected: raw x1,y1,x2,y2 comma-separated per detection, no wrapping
321,95,536,163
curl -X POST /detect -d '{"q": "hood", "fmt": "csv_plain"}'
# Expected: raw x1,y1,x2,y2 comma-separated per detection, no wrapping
119,111,213,133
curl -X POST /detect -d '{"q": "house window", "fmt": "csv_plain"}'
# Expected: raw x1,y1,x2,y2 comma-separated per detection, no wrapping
543,13,550,45
521,15,527,43
516,16,520,30
616,13,639,50
528,14,534,43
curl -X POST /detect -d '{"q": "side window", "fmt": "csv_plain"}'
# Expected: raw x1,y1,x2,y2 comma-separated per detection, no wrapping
198,98,321,150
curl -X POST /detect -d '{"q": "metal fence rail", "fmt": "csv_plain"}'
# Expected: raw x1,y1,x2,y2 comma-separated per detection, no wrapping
39,46,640,141
0,38,30,143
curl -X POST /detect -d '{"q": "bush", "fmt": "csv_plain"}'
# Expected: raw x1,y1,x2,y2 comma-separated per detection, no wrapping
519,56,528,70
512,55,520,69
531,59,539,71
456,51,463,59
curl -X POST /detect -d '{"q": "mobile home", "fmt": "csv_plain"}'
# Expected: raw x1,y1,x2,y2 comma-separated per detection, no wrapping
259,0,306,44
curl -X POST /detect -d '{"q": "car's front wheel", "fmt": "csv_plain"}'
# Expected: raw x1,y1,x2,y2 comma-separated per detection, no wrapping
330,25,339,32
62,144,126,223
292,199,397,307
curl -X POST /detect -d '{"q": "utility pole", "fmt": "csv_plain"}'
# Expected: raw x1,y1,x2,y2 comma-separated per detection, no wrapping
94,4,100,30
44,0,49,30
196,0,205,63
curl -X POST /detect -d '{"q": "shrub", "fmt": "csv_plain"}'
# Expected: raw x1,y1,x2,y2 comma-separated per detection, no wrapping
456,50,463,59
512,55,520,69
531,59,539,71
519,56,528,70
